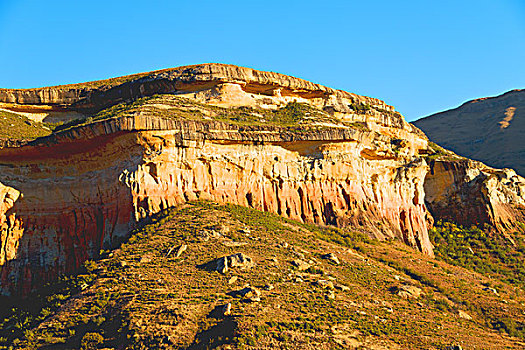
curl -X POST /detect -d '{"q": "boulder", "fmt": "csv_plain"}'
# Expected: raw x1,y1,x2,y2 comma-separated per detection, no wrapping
458,310,472,320
483,287,499,296
322,253,340,265
335,284,350,292
291,259,311,271
316,280,335,289
222,302,232,316
139,255,152,264
393,284,423,299
175,244,188,258
216,253,254,274
166,244,187,258
234,287,261,302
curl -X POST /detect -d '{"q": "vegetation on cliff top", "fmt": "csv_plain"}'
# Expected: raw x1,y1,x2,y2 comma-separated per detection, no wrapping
44,93,375,136
1,202,524,349
53,94,347,131
0,110,51,140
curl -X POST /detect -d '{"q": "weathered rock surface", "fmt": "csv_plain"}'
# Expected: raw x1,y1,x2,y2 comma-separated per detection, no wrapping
458,310,472,320
322,253,340,265
216,253,255,274
0,114,434,294
393,284,423,299
0,63,522,296
0,63,397,123
414,89,525,176
0,182,21,267
221,302,232,316
315,280,335,289
292,259,313,271
425,159,525,232
234,286,261,302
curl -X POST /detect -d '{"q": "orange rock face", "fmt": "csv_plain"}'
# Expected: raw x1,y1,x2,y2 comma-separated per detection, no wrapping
0,114,433,295
0,63,522,296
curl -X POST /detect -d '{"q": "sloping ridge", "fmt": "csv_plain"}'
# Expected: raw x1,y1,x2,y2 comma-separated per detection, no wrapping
414,89,525,175
0,63,391,114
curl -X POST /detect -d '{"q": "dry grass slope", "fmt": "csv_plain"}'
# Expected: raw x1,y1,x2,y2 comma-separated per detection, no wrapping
1,202,524,349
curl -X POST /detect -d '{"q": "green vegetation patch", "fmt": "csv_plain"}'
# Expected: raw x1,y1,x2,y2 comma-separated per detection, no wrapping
49,95,343,135
0,266,97,348
429,220,525,288
0,110,51,140
348,102,371,113
204,201,371,251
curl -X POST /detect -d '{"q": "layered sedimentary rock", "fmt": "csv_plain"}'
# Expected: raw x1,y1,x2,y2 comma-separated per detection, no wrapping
0,63,395,123
0,114,433,295
0,63,523,295
425,159,525,231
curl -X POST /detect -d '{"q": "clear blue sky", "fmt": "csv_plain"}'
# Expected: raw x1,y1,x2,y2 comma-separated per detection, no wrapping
0,0,524,121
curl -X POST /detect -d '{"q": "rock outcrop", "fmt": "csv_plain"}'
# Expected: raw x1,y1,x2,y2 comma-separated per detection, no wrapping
0,63,395,123
0,115,433,295
0,63,523,296
414,89,525,176
425,159,525,232
0,182,21,267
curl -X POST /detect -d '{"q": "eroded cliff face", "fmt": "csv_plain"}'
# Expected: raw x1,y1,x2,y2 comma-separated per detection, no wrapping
425,159,525,232
0,112,433,295
0,63,523,296
0,183,21,266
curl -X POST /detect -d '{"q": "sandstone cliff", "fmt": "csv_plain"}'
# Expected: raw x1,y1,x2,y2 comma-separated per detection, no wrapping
0,115,433,295
414,89,525,176
0,64,523,295
425,158,525,232
0,63,394,123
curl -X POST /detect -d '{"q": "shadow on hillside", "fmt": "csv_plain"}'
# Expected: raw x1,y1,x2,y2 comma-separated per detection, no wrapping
187,317,238,350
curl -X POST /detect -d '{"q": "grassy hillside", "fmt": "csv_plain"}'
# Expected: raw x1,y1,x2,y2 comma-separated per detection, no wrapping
430,221,525,288
1,202,524,349
413,89,525,176
0,110,51,140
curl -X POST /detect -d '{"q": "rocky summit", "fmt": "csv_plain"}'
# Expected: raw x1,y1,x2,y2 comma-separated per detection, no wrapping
0,64,524,348
414,89,525,176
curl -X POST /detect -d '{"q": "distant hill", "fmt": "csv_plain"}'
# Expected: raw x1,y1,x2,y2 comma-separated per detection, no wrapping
414,89,525,176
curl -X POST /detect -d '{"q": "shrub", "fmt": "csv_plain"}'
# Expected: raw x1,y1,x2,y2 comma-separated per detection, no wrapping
80,332,104,350
429,220,525,288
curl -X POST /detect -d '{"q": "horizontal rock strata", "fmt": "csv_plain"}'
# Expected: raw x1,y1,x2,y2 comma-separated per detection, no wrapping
0,114,433,295
0,64,523,295
0,63,394,119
